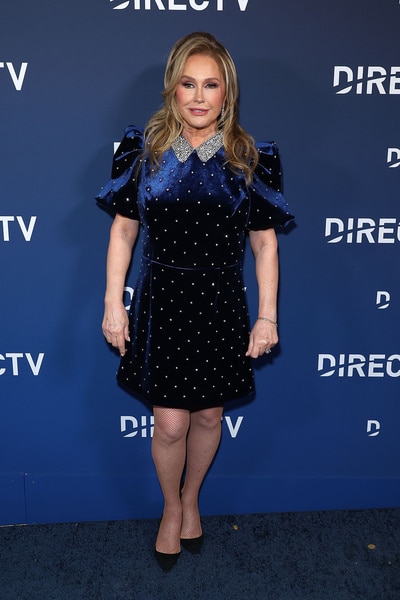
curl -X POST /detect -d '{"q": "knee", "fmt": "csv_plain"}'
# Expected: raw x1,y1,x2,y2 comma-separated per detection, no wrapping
192,407,223,432
153,409,189,445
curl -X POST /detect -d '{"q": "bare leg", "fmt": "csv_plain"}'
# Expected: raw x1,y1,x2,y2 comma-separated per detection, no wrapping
180,406,223,539
152,407,190,554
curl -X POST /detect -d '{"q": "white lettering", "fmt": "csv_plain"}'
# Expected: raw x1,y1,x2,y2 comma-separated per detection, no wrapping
112,0,251,10
325,217,400,244
121,414,244,438
318,354,400,377
377,218,397,243
333,66,353,94
26,353,45,376
318,354,335,377
17,216,37,242
0,62,28,91
387,147,400,168
325,218,344,243
0,353,45,376
367,420,380,437
366,66,386,95
376,290,390,309
0,216,37,242
387,356,400,377
346,218,354,243
347,355,366,377
121,416,138,437
356,218,375,243
389,67,400,94
0,216,14,241
334,65,400,94
224,416,243,438
337,353,345,377
142,415,153,437
7,353,23,376
367,355,385,377
120,415,155,437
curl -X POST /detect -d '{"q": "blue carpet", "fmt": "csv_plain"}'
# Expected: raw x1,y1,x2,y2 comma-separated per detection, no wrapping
0,508,399,599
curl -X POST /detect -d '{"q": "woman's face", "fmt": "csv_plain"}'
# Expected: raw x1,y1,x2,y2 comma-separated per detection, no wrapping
175,53,226,141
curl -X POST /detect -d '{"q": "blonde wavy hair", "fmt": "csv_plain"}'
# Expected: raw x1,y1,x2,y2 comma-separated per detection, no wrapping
144,32,258,184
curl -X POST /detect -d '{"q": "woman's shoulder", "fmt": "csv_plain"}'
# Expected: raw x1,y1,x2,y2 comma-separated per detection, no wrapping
253,140,282,193
255,140,279,156
117,124,144,151
111,125,144,178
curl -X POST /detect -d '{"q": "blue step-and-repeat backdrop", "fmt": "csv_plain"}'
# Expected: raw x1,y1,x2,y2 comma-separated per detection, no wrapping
1,0,399,525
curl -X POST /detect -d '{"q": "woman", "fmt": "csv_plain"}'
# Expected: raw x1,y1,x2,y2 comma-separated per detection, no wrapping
97,32,293,572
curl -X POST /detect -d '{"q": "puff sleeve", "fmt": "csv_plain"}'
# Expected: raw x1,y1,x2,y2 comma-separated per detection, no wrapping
246,141,294,231
95,125,143,220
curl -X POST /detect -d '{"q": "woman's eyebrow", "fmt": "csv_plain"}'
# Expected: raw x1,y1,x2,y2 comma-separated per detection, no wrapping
180,75,221,82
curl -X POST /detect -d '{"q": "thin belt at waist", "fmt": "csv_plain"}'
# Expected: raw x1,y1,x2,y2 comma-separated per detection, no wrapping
142,256,241,272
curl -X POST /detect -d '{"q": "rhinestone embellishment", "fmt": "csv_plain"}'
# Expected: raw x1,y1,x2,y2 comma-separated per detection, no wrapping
172,132,223,163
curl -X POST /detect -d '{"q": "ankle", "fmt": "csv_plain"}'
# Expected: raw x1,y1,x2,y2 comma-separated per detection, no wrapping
162,503,183,520
156,511,182,554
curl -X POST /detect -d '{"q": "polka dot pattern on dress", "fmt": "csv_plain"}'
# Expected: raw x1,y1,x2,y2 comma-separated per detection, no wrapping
101,129,294,410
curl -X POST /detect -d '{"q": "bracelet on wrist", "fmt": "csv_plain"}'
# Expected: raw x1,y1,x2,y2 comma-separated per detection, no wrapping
257,317,278,327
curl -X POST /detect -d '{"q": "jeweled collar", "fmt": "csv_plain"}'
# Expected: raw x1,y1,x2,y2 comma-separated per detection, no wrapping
172,131,223,163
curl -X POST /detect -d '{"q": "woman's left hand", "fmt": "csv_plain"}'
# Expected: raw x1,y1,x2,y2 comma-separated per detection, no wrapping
246,319,278,358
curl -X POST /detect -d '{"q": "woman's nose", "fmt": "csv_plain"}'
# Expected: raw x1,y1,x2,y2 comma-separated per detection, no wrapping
194,87,204,102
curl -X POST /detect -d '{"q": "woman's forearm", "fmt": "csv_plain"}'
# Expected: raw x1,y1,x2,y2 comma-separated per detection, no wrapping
104,215,139,304
251,229,279,321
245,228,279,358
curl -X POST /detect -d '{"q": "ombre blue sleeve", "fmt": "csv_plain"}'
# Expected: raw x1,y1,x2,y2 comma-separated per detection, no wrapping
95,125,143,220
246,142,294,230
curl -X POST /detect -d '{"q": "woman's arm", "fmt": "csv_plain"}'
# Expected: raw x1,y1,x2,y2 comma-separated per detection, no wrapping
102,214,139,356
246,228,279,358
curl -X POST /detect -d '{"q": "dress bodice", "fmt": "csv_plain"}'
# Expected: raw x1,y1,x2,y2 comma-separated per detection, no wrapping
96,125,294,244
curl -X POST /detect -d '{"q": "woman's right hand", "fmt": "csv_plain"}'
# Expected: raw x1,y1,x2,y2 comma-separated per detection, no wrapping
102,301,130,356
102,215,139,357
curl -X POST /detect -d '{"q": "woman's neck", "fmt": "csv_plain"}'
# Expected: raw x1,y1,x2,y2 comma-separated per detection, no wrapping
182,126,218,148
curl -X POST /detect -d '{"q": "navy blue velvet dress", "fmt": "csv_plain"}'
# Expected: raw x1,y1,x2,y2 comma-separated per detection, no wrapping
97,126,293,411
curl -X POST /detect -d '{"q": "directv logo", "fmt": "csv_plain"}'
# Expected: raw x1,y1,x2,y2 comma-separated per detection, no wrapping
376,291,390,310
0,62,28,91
387,148,400,168
367,420,381,437
121,415,244,438
110,0,250,10
333,66,400,94
318,354,400,378
325,218,400,244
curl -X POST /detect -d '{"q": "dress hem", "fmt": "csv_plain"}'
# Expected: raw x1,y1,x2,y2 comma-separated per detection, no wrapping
116,378,256,412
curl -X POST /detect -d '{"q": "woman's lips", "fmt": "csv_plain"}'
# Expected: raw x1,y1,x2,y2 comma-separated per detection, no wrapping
189,108,208,115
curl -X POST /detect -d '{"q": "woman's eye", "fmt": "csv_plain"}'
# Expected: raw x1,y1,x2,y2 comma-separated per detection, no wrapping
206,83,218,88
182,81,194,88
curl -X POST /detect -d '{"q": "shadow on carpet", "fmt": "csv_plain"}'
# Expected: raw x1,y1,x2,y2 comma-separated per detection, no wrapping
0,508,399,600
